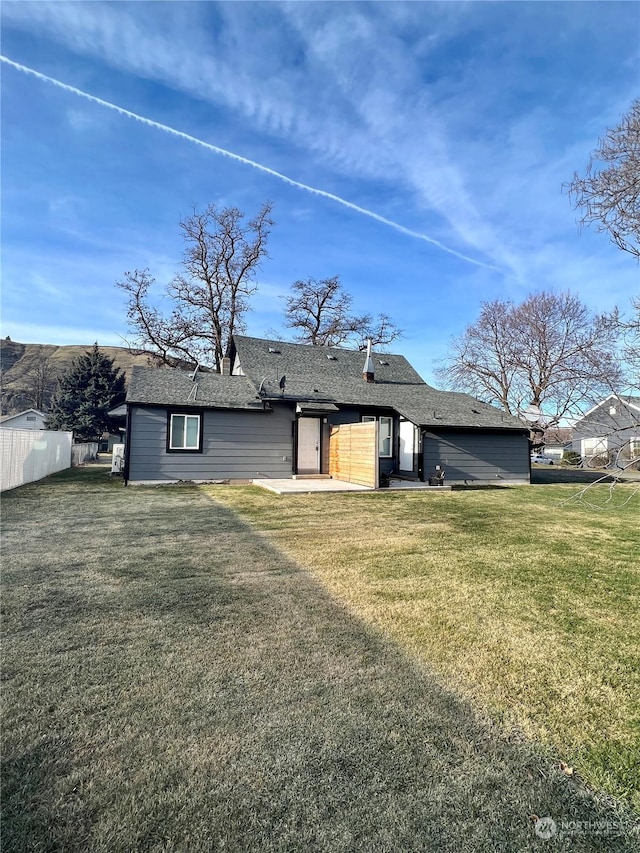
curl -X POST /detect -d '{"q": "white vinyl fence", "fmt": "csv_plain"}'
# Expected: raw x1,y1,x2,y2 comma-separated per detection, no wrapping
71,442,99,466
0,429,72,492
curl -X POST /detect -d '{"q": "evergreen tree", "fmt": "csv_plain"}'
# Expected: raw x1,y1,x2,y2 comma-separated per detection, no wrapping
47,344,126,441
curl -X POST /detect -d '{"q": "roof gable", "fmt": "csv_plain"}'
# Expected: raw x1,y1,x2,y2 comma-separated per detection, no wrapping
574,394,640,424
0,408,47,423
232,335,426,396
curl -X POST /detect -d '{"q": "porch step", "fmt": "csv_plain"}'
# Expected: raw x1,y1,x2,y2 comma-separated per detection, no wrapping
292,474,332,480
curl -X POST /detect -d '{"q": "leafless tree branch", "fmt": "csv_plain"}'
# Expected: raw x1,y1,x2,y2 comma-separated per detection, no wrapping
565,98,640,260
116,202,273,370
436,291,623,423
284,276,402,350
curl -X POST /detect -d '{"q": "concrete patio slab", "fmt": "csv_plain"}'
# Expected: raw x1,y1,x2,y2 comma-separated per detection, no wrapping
253,478,371,494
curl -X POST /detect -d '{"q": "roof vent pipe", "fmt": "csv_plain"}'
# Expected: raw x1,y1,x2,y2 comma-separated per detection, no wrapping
363,339,375,383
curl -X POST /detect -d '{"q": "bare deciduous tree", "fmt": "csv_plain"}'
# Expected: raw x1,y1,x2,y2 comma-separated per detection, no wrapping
621,296,640,389
566,99,640,260
118,202,274,369
434,299,517,414
284,276,401,350
21,354,59,411
436,291,622,424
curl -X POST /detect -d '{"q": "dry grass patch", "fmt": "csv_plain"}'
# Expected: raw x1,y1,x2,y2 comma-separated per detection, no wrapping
208,484,640,809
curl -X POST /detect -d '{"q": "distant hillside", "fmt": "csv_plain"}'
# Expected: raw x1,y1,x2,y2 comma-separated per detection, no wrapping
0,339,173,415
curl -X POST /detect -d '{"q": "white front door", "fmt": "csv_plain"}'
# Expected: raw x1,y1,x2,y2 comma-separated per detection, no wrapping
297,418,320,473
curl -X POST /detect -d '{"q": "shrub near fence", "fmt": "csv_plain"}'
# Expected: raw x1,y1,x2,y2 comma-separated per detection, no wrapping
0,429,72,492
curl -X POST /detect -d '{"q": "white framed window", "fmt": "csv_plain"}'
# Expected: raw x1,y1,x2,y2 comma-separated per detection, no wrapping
379,416,392,457
629,437,640,458
581,436,607,457
362,415,393,457
169,413,201,451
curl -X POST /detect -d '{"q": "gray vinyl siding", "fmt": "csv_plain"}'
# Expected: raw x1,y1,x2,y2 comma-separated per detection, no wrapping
128,405,295,482
572,400,640,454
423,429,529,484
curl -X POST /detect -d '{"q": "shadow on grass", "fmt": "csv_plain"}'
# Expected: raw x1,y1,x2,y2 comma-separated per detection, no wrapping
2,468,638,851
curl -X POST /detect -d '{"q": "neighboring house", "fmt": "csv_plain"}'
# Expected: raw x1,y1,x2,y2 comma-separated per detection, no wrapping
541,427,573,461
0,408,47,430
124,336,530,487
99,433,125,453
572,394,640,465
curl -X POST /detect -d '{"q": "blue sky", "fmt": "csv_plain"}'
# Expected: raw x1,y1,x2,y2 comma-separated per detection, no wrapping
1,1,638,383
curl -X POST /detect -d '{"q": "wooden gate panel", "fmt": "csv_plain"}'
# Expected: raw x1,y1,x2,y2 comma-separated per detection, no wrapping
329,422,378,488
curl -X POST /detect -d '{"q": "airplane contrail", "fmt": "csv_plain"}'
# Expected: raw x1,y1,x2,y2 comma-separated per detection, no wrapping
1,54,498,271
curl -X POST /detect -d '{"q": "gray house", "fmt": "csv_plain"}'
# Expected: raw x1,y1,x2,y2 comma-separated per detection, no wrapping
572,394,640,465
124,335,530,487
0,408,47,430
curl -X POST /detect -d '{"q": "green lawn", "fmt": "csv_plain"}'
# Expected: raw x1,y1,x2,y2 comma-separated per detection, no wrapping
2,466,638,851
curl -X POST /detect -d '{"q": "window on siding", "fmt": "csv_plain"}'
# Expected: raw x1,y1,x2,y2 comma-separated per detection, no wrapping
362,415,393,457
379,417,392,457
169,414,201,450
582,436,607,457
629,437,640,458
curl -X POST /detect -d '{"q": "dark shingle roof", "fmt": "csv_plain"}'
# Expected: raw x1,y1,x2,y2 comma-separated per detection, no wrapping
233,336,526,431
233,334,423,392
126,339,528,430
127,366,264,410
